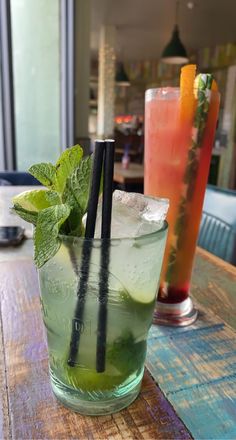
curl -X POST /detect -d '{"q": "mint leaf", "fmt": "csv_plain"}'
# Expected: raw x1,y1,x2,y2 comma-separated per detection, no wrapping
12,204,38,225
54,145,83,194
62,155,92,236
107,330,146,376
34,204,70,268
13,189,61,212
174,197,186,235
64,203,84,237
63,155,92,214
166,246,177,282
29,163,56,188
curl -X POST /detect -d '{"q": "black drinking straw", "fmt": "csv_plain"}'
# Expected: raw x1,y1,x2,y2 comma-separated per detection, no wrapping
68,140,105,366
96,139,115,372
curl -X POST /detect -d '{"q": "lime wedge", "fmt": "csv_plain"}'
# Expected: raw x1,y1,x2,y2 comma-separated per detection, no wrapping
13,189,60,212
63,364,125,391
121,289,155,305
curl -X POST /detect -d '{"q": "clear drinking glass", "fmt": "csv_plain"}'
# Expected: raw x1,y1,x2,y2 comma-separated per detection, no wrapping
38,224,167,415
145,87,220,326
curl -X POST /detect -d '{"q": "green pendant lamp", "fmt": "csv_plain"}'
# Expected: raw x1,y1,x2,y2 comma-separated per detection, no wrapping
161,0,189,64
115,62,130,86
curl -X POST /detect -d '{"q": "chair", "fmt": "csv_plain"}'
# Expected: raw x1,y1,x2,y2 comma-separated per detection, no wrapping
0,172,40,186
0,178,11,186
198,185,236,265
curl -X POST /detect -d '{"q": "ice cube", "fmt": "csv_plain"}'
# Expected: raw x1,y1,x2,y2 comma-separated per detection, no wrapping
94,190,169,239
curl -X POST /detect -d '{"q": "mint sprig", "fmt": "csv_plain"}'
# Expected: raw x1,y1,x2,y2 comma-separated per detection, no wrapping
166,74,214,284
12,145,94,268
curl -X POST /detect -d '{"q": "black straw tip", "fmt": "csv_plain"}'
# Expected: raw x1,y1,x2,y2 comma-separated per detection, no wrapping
67,359,76,367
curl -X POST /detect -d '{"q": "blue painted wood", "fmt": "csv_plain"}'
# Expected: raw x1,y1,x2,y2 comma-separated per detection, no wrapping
146,312,236,439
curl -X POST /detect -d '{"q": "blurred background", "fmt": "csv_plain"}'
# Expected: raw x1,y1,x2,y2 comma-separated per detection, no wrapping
0,0,235,189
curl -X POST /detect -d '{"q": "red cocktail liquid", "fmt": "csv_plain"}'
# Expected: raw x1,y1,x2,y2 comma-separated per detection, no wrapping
145,87,220,324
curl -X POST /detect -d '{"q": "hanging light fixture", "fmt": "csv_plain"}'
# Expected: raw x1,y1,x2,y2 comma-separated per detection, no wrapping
161,0,189,64
115,61,130,86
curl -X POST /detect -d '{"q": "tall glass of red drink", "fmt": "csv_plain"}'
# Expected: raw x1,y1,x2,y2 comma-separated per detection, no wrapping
144,81,220,326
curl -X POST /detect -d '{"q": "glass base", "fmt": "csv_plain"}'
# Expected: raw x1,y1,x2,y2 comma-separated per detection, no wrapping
50,370,143,415
153,297,198,327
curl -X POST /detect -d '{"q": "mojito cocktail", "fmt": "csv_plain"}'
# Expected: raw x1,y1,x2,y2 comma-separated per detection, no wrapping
12,141,168,414
39,223,167,414
145,65,220,325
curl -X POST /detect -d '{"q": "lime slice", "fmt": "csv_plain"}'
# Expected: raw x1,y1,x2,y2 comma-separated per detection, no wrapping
121,289,154,305
63,364,126,391
119,291,155,328
13,189,60,212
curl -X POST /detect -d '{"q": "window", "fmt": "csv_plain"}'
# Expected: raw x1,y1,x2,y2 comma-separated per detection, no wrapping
0,0,74,171
11,0,61,170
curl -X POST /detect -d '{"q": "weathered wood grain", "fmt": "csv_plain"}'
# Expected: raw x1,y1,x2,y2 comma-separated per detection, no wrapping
0,259,191,440
0,300,10,439
146,249,236,439
147,309,236,439
192,247,236,330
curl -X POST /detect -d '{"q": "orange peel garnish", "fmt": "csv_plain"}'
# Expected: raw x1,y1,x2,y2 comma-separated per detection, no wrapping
211,79,218,91
180,64,197,122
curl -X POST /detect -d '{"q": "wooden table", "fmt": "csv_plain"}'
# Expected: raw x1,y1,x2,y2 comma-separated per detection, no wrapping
0,186,236,439
0,186,34,262
113,162,144,186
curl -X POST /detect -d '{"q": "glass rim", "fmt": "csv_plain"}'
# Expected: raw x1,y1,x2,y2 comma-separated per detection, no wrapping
59,220,168,244
145,86,220,101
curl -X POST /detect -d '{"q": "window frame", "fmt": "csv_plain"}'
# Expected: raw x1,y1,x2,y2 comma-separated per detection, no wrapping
0,0,16,170
0,0,74,170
